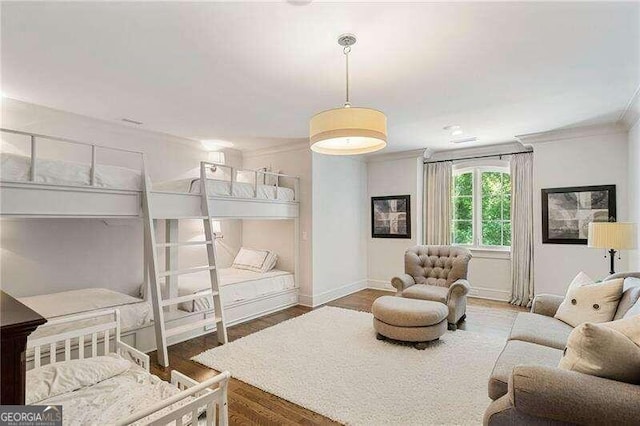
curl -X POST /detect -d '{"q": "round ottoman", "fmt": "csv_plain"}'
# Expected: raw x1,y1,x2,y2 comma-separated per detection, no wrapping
372,296,448,349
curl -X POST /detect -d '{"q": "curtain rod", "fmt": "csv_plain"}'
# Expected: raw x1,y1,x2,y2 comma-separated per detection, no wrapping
423,149,532,164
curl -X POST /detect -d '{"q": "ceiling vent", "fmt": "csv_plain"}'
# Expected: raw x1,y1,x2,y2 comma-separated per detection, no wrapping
451,137,478,144
121,118,143,125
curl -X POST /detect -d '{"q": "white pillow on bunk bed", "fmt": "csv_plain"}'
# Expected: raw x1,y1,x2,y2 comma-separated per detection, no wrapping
232,247,278,273
26,353,131,404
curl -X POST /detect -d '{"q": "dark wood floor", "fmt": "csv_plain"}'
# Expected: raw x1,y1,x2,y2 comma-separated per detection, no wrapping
148,289,526,425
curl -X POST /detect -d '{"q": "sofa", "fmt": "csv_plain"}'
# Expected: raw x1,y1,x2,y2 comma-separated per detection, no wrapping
484,272,640,425
391,245,472,330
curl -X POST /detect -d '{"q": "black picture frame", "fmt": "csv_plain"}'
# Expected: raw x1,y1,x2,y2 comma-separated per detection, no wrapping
371,195,411,239
541,185,616,245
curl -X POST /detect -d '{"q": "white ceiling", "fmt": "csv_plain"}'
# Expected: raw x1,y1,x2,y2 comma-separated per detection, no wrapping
2,1,638,153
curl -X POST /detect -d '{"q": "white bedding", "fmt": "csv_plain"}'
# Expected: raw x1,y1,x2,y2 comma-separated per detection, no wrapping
154,178,295,201
174,268,296,312
1,152,141,190
19,288,153,337
31,355,193,426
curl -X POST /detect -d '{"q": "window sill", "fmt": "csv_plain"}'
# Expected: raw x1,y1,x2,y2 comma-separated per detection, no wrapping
468,247,511,260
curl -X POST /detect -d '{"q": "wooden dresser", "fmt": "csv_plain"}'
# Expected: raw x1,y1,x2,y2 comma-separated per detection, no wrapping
0,290,47,405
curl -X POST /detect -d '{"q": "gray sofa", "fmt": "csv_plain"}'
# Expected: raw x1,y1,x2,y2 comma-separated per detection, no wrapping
484,272,640,425
391,245,472,330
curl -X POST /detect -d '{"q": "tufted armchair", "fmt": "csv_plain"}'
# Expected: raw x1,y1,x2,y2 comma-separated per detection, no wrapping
391,245,472,330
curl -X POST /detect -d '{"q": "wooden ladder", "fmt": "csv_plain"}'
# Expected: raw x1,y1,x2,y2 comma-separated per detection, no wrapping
142,160,228,367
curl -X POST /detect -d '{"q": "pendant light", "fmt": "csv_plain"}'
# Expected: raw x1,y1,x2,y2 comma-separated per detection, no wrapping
309,34,387,155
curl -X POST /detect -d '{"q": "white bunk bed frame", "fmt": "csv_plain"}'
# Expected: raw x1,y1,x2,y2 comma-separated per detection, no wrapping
27,309,231,426
1,128,301,367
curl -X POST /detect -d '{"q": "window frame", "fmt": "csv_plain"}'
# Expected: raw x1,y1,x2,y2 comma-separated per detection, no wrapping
452,164,511,251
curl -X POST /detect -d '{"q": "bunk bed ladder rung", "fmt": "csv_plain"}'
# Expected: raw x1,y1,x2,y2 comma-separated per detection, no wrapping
165,317,220,338
155,240,213,248
159,265,216,278
161,290,218,307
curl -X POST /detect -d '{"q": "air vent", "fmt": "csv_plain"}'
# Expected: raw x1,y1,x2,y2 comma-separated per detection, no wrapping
451,137,478,144
122,118,143,125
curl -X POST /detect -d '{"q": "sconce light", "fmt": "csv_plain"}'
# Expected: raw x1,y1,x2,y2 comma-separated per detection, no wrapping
211,220,223,239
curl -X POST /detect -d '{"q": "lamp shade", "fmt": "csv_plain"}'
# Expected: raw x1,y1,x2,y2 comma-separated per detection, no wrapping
309,107,387,155
208,151,226,164
588,222,637,249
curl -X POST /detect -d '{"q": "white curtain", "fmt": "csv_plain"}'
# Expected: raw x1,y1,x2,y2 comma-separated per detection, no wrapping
424,161,452,245
510,152,534,307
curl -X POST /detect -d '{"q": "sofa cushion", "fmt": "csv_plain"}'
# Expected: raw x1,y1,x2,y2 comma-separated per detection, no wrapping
616,277,640,320
402,284,448,303
554,273,623,327
488,340,563,400
509,312,573,350
559,316,640,384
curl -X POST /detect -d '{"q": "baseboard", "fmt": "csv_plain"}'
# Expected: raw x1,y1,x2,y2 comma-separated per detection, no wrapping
299,279,368,307
366,279,395,292
468,286,511,302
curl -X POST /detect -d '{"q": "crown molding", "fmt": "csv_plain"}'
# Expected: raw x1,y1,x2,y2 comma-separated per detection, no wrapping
365,148,424,163
516,122,627,144
619,84,640,129
242,140,309,159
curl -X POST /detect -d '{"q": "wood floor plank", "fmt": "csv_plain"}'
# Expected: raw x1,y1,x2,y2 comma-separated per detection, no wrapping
148,289,524,425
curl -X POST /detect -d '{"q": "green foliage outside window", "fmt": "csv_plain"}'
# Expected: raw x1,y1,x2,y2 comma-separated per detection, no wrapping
451,169,511,247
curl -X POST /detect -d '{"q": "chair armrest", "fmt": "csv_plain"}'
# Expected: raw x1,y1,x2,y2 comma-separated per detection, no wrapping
391,274,415,293
447,279,470,301
509,365,640,425
530,294,564,317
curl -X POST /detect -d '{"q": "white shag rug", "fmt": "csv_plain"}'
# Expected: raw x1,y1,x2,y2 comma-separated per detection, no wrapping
192,306,505,425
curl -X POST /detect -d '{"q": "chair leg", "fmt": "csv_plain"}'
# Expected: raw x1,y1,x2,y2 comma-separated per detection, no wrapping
448,322,457,331
459,314,467,323
414,341,430,350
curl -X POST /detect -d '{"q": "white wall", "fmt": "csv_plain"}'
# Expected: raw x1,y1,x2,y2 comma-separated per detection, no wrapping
367,156,423,290
628,120,640,271
241,143,312,298
528,125,630,295
0,98,242,297
310,153,368,306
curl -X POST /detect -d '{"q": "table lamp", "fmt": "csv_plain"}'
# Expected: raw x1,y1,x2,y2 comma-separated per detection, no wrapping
588,222,637,275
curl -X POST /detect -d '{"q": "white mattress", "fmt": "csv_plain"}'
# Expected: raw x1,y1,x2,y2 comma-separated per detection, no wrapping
34,361,193,426
1,152,141,190
176,268,296,312
154,178,295,201
19,288,153,337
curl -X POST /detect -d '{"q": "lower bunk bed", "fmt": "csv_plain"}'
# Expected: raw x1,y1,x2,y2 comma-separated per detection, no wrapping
26,309,230,426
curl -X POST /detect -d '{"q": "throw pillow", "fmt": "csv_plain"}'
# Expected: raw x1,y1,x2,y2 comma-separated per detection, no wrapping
554,272,623,327
559,316,640,384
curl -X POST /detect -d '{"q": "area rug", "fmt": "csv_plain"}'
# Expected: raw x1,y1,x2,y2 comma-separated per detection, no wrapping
192,306,505,425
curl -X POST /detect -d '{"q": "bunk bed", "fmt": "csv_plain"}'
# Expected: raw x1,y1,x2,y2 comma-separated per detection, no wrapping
26,309,230,425
0,128,301,367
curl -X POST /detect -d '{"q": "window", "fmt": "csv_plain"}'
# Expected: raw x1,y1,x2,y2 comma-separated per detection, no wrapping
452,166,511,249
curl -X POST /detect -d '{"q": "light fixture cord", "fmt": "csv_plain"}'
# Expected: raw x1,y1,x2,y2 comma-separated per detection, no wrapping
344,46,351,107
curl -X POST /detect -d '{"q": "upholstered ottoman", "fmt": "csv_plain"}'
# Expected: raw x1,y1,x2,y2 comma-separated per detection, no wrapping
372,295,448,349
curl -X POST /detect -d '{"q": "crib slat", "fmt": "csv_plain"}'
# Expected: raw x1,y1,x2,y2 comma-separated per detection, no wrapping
34,346,41,368
192,409,198,426
50,343,56,363
104,329,110,355
92,333,97,357
79,335,84,359
65,339,71,360
209,403,216,426
176,416,183,426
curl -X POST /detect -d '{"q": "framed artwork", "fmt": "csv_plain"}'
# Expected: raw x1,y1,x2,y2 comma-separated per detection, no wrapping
371,195,411,239
541,185,616,245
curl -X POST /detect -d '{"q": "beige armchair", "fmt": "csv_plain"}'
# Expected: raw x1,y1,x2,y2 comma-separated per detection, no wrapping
391,245,472,330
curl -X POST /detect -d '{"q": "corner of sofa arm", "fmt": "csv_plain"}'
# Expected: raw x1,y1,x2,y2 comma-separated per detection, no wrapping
508,365,640,425
391,274,415,293
530,294,564,317
448,279,470,300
